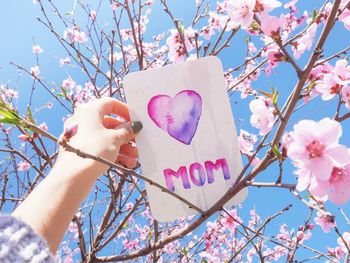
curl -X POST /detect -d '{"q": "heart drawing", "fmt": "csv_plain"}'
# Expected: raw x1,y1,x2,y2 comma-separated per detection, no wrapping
147,90,202,145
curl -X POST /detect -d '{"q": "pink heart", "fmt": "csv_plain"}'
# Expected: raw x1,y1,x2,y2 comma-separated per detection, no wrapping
147,90,202,145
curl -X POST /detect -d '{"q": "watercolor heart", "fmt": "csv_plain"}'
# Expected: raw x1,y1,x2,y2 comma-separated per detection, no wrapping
147,90,202,145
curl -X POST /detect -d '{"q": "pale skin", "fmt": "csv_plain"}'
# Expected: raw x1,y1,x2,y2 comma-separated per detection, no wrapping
12,97,141,254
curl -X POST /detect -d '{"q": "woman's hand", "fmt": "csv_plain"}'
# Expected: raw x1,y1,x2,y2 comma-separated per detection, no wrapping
12,97,142,254
57,97,143,178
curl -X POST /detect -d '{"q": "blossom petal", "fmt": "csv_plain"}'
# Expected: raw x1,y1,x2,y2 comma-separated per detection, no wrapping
293,120,318,145
326,145,350,167
309,176,329,197
306,156,333,181
318,118,342,145
296,171,310,192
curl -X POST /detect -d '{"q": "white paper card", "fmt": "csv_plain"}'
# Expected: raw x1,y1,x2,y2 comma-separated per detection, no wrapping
124,56,247,222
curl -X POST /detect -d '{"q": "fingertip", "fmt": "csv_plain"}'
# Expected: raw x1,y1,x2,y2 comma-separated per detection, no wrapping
130,121,143,134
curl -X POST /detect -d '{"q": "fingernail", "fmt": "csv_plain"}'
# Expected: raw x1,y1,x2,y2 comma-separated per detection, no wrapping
130,121,143,134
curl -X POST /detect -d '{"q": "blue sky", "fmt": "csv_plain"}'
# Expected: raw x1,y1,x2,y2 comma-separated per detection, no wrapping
1,0,350,261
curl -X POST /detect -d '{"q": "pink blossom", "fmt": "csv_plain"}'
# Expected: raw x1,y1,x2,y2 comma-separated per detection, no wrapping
248,208,261,228
62,78,74,90
0,85,18,100
67,222,79,239
288,118,349,181
126,202,134,210
110,2,121,11
249,98,275,135
38,122,48,132
334,59,350,85
337,232,350,252
226,0,255,29
208,11,223,30
255,0,282,13
64,27,88,44
260,13,282,37
90,10,97,20
74,31,87,43
221,208,242,231
341,85,350,109
248,42,257,52
238,129,257,154
314,211,336,233
281,131,294,158
17,161,30,171
46,102,53,109
18,134,31,142
264,44,285,64
311,164,350,205
284,0,298,12
123,239,138,250
315,73,342,101
32,45,43,54
166,27,196,63
199,25,215,40
30,65,40,79
327,246,344,259
339,8,350,31
292,23,317,59
59,57,71,67
308,63,333,82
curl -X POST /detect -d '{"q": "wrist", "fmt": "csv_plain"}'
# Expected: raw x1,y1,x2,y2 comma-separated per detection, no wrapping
53,150,103,181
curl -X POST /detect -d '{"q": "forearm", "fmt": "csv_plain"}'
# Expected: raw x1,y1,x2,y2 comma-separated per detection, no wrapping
12,153,99,254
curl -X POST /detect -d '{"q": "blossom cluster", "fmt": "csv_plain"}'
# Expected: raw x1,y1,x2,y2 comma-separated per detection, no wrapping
286,118,350,205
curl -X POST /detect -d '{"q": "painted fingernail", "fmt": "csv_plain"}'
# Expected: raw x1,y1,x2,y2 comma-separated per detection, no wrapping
130,121,143,134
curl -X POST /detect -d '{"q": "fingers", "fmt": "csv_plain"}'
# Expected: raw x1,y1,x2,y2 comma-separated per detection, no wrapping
103,115,123,129
97,97,130,121
116,144,139,168
111,121,143,145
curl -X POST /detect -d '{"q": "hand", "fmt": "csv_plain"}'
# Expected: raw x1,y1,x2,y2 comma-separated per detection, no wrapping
58,97,143,177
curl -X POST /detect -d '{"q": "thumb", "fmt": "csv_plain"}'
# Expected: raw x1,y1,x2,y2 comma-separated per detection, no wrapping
113,121,143,145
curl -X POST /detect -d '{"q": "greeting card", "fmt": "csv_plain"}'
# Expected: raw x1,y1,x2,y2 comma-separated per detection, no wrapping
124,56,247,222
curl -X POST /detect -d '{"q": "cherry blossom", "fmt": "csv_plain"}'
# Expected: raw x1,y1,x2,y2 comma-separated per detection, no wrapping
255,0,282,13
18,134,31,142
32,45,43,54
288,118,349,181
281,131,294,158
238,129,257,154
315,73,342,100
30,65,40,79
59,57,71,67
63,27,88,44
327,246,344,260
226,0,255,29
341,85,350,109
292,23,317,59
166,27,196,63
220,208,242,231
38,122,48,132
314,211,336,233
89,10,97,20
339,8,350,31
333,59,350,85
310,164,350,205
260,13,283,38
337,232,350,252
63,123,78,140
249,98,275,135
17,161,31,171
111,1,121,11
0,85,18,101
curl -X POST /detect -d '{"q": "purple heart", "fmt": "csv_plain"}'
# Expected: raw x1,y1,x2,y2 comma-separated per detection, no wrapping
147,90,202,145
